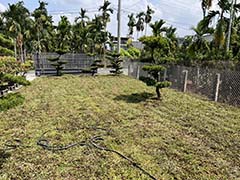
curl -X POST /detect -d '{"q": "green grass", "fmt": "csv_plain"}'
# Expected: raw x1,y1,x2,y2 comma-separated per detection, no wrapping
0,75,239,180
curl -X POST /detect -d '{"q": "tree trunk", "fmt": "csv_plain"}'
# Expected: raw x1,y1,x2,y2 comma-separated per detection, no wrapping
20,43,24,63
151,48,154,62
14,38,17,60
156,86,161,100
145,23,147,36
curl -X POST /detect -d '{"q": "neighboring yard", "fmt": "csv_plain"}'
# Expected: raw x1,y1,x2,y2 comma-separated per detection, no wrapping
0,75,239,180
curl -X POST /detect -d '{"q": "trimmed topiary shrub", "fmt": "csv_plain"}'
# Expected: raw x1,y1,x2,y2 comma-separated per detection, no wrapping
47,49,68,76
107,52,123,75
141,65,171,99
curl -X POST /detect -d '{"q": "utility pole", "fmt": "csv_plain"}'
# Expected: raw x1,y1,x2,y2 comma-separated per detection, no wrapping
117,0,121,54
226,0,237,52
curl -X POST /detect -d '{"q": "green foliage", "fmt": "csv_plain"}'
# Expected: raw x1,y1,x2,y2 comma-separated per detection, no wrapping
141,64,170,99
127,47,141,59
0,34,14,49
142,65,166,72
1,74,30,86
0,46,14,56
142,65,166,80
48,53,67,76
120,49,133,59
139,36,170,62
0,56,19,74
156,81,172,89
139,76,156,86
120,47,141,60
0,93,24,112
81,58,104,76
107,52,123,75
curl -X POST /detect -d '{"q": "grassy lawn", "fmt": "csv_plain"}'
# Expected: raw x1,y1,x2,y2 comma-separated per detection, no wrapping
0,75,239,180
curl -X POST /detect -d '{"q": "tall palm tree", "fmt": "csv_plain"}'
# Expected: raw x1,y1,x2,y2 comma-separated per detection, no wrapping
136,12,145,39
75,8,89,27
99,0,113,30
32,1,53,53
165,26,177,51
150,19,167,37
188,23,214,55
198,0,239,49
56,16,72,50
145,5,155,36
201,0,213,18
127,13,136,37
2,1,31,62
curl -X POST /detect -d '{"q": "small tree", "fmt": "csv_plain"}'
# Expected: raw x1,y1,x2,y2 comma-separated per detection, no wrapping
48,49,67,76
141,65,171,99
90,58,104,76
107,52,123,75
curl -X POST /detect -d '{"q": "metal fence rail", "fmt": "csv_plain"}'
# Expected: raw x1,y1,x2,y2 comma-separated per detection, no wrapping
124,62,240,107
34,53,96,75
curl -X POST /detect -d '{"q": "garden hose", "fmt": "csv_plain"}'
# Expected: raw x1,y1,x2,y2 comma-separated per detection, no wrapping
1,127,158,180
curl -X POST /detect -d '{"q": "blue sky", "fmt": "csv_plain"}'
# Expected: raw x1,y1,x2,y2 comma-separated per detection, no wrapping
0,0,208,38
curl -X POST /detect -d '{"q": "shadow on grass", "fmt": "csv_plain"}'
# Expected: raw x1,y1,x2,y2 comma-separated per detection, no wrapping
0,150,11,169
114,92,155,103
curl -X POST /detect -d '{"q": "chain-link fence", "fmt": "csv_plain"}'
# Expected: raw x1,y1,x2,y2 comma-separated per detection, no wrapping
34,53,96,75
124,61,240,107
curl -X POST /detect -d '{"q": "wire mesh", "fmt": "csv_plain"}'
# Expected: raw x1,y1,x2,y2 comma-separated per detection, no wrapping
123,62,240,107
34,53,95,75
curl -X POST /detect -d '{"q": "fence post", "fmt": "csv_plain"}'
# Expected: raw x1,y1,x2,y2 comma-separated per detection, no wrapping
136,65,140,79
196,67,200,86
163,68,167,81
183,70,188,92
128,64,131,76
214,73,221,102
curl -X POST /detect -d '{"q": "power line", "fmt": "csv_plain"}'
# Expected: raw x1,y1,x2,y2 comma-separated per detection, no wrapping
113,7,193,29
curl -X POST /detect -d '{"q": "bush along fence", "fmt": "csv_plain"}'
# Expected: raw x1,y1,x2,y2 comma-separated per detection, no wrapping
125,61,240,107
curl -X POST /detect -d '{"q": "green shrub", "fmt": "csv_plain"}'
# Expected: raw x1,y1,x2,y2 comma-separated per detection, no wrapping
48,49,68,76
0,34,14,49
156,81,172,89
0,46,14,56
127,47,141,59
107,52,123,75
120,48,133,59
1,74,30,86
0,93,24,112
142,64,171,99
0,56,19,74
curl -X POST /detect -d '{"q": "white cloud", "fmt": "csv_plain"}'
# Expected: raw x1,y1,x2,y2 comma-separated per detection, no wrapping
0,3,6,12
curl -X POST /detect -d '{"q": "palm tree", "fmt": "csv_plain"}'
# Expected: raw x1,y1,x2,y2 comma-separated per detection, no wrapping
188,23,214,55
99,0,113,30
201,0,213,18
127,13,136,37
198,0,236,49
75,8,89,27
150,19,167,37
165,26,178,51
145,5,155,36
32,1,53,53
56,16,72,50
136,12,145,39
2,1,31,62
